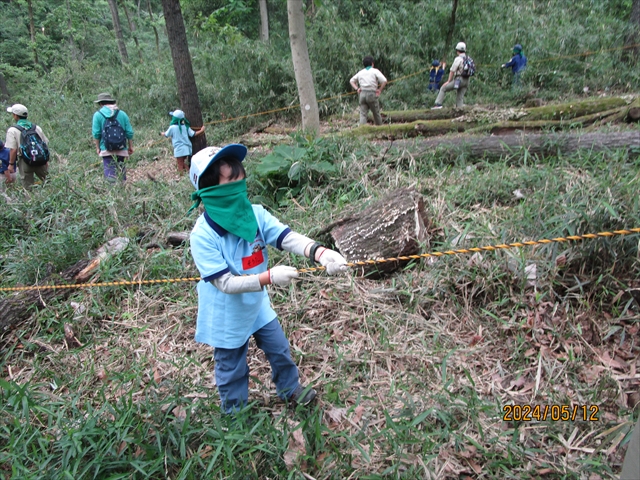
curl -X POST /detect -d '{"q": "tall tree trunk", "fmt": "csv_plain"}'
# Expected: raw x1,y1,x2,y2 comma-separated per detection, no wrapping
26,0,38,66
107,0,129,64
148,0,161,57
65,0,78,61
443,0,459,56
623,0,640,63
287,0,319,133
120,0,143,63
161,0,207,154
0,72,10,101
259,0,269,43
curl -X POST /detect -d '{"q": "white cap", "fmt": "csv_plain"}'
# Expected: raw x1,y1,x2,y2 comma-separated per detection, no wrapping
455,42,466,52
7,104,28,116
189,144,248,190
170,109,185,119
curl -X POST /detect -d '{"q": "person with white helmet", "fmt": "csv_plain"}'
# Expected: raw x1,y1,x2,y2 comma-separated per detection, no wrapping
432,41,470,109
160,109,205,175
188,144,349,414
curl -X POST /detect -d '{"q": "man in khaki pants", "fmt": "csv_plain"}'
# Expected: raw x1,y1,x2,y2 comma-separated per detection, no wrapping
350,56,387,125
5,104,49,189
432,42,470,109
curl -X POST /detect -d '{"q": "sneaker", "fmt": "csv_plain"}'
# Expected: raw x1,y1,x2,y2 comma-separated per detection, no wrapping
431,105,443,110
288,385,317,406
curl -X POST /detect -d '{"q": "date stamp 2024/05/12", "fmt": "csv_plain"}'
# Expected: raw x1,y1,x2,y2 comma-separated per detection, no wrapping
503,404,600,422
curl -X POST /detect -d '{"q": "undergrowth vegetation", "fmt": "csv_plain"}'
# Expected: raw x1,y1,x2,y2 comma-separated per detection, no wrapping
1,133,639,478
1,0,639,478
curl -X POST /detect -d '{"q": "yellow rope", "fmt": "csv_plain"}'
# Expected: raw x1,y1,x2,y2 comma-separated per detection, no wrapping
1,228,638,293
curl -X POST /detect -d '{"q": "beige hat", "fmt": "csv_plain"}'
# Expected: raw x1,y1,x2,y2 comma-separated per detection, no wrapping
94,92,116,103
7,104,28,116
455,42,467,52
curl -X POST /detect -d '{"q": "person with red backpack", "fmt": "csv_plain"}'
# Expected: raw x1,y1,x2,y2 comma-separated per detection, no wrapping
4,104,50,190
92,93,134,183
432,42,474,109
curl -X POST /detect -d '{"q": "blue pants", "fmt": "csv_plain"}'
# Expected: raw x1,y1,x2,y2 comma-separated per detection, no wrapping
102,155,126,182
213,319,300,414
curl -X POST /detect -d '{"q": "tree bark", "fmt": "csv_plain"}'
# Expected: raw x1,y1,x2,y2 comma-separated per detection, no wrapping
287,0,320,133
259,0,269,43
26,0,38,66
120,0,143,63
107,0,129,64
399,131,640,159
443,0,459,57
328,188,430,277
0,72,10,101
623,0,640,63
161,0,207,154
147,0,161,56
0,238,129,332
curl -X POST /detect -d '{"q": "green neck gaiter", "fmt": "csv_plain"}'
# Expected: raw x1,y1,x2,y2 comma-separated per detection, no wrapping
170,116,190,134
188,179,258,242
17,119,33,129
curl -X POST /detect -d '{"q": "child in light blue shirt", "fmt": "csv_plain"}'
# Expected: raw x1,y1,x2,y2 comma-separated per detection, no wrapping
188,144,348,414
160,109,205,174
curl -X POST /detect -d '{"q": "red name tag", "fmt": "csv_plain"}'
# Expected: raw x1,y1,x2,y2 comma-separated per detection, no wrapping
242,249,264,270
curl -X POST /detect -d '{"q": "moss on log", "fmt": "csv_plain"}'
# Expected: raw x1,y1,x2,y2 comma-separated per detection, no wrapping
344,119,472,139
520,97,627,121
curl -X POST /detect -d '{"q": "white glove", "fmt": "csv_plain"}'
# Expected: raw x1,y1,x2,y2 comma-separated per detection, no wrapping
269,266,299,286
319,249,348,275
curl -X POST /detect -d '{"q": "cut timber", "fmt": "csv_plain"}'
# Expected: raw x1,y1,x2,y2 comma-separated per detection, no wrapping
519,97,627,121
346,119,471,139
401,131,640,159
0,237,129,332
625,98,640,122
355,107,470,123
167,232,189,247
467,107,628,135
329,187,430,276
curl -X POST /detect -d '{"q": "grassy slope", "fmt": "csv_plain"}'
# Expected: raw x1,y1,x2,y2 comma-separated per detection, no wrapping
0,117,639,478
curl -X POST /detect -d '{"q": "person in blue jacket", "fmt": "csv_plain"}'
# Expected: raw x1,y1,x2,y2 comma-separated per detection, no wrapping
501,44,527,87
0,139,16,188
428,60,446,92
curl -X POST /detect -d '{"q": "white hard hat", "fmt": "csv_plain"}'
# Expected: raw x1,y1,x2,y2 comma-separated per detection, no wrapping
455,42,466,52
189,144,248,190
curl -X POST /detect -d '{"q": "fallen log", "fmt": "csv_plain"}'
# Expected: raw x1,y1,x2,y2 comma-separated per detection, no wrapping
0,238,129,332
625,98,640,122
345,119,472,139
397,131,640,160
380,107,469,123
328,187,430,276
467,106,628,135
518,97,627,121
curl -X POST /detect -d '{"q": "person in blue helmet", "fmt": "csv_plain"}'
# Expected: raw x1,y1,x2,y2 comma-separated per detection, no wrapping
428,60,446,92
501,44,528,87
188,144,349,414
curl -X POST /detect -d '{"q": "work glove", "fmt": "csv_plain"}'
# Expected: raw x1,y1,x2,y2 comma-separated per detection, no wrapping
319,249,349,276
269,266,299,286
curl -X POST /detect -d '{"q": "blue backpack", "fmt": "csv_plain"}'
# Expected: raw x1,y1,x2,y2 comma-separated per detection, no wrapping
100,109,127,151
14,124,49,166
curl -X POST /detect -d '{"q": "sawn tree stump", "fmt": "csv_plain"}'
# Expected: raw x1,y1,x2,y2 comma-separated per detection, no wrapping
329,188,430,276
